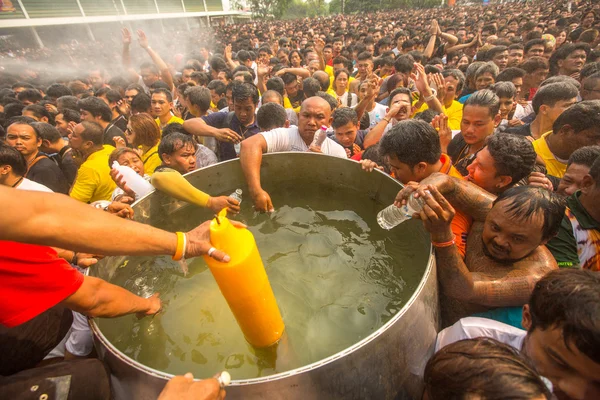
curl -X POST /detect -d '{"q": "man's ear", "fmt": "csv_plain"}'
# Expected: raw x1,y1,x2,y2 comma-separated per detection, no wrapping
328,116,333,127
41,116,49,123
161,153,171,166
580,174,595,195
0,165,11,176
539,104,548,116
284,120,290,128
497,175,513,189
522,304,532,331
41,139,52,149
494,113,502,126
414,161,428,176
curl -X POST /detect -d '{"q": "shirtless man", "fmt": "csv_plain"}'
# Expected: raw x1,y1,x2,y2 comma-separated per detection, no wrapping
396,173,565,327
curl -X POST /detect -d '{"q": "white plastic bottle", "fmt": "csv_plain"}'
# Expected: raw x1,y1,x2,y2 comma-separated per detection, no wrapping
111,161,154,198
229,188,243,205
310,126,328,148
377,194,425,230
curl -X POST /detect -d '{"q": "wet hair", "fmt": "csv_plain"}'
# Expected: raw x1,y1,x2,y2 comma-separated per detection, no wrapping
496,67,526,83
32,122,61,143
331,107,358,129
552,100,600,135
442,69,466,94
161,122,185,138
0,142,27,176
528,269,600,364
531,82,579,114
590,155,600,183
46,83,72,99
464,89,500,118
12,82,34,91
158,131,195,160
209,56,228,73
302,77,321,98
16,88,42,104
379,120,441,168
95,87,121,104
190,71,209,86
57,95,79,112
108,147,142,168
518,56,549,74
492,186,566,242
3,103,25,122
281,72,298,86
567,145,600,168
129,113,160,147
207,80,226,96
77,96,112,122
387,87,412,108
414,109,440,124
487,45,508,61
23,104,52,123
425,338,552,400
333,68,350,82
6,116,37,136
185,86,211,113
131,93,151,114
580,62,600,81
357,51,373,62
232,82,259,105
151,87,173,103
257,102,287,131
491,82,517,99
486,133,536,185
79,121,104,146
315,92,338,111
125,83,146,94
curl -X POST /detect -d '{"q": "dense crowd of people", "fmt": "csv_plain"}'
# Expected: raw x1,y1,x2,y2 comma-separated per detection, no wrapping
1,0,600,399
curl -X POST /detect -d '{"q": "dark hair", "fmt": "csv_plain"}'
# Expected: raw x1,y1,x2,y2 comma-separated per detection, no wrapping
493,186,566,242
414,109,440,123
158,131,195,160
80,121,104,146
131,93,151,114
491,82,517,99
442,69,466,93
190,71,209,86
77,96,112,122
590,153,600,183
465,89,500,118
531,82,578,115
96,88,122,104
487,45,509,61
16,88,42,104
109,147,142,168
126,83,146,94
528,269,600,364
486,133,536,185
496,67,526,83
549,43,590,76
185,86,211,113
232,82,259,105
161,122,185,138
580,62,600,81
394,55,414,75
540,75,580,90
32,122,61,143
207,80,226,95
151,88,173,103
475,62,500,80
265,77,284,96
57,95,79,112
315,92,338,111
524,38,546,54
553,100,600,135
261,90,283,106
518,57,549,74
331,107,358,129
46,83,72,99
333,68,350,82
12,82,34,90
0,142,27,177
425,338,552,400
387,87,412,108
209,56,228,73
237,50,251,62
149,81,171,91
379,120,441,168
233,71,254,84
281,72,298,86
568,145,600,168
23,104,52,123
3,103,25,122
257,103,287,131
302,77,321,98
357,51,373,62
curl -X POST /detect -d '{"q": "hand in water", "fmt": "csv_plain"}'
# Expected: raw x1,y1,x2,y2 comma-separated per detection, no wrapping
138,293,161,318
251,189,274,213
158,373,225,400
185,220,248,260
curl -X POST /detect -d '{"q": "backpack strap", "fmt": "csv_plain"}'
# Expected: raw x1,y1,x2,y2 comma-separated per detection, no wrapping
25,154,48,177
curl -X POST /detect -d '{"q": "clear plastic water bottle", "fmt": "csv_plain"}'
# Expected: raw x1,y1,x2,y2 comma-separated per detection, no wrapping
377,194,425,230
310,126,328,148
229,188,243,205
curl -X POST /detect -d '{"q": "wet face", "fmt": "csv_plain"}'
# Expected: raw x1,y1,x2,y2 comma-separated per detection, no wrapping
140,68,159,88
564,128,600,158
151,92,172,118
559,50,587,74
544,98,578,125
475,72,495,90
233,97,257,127
558,163,590,197
508,49,524,67
384,154,419,184
389,93,412,121
482,201,545,262
335,72,349,92
6,124,40,157
522,322,600,400
298,98,331,142
466,148,509,194
333,121,358,148
526,45,546,58
492,51,509,70
162,141,197,174
117,152,145,176
461,105,496,147
498,96,515,119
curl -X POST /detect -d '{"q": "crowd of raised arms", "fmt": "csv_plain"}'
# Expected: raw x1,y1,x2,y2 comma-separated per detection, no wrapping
1,0,600,399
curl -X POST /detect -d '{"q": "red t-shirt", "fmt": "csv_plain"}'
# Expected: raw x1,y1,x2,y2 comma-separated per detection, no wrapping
0,241,84,327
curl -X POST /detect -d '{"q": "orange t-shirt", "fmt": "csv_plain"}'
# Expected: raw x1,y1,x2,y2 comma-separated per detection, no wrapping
439,154,472,258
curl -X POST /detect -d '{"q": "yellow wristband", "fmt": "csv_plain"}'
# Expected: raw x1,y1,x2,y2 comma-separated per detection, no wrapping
172,232,186,261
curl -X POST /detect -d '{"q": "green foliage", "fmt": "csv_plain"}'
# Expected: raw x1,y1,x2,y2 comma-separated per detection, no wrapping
249,0,292,19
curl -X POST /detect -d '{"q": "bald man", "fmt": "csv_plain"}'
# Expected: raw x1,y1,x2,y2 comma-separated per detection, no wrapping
240,97,346,212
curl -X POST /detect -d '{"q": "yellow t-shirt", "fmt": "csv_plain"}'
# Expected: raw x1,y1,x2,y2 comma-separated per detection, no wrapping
155,115,184,132
141,143,161,175
283,96,301,114
533,131,567,179
70,145,117,203
412,100,463,131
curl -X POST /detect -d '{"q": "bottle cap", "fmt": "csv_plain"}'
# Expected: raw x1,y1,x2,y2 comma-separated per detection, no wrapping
320,125,328,131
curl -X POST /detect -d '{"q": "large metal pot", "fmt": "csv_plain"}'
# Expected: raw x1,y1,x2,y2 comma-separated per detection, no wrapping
89,153,440,400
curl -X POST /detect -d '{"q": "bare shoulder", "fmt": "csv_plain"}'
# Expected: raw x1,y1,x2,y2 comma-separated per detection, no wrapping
515,245,558,275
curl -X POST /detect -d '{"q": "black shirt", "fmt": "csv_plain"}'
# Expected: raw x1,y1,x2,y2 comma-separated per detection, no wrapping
505,123,532,138
49,146,78,186
103,124,126,147
447,133,478,176
26,154,70,194
111,115,128,132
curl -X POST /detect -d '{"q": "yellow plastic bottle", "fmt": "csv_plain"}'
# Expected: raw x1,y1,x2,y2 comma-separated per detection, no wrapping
203,209,284,348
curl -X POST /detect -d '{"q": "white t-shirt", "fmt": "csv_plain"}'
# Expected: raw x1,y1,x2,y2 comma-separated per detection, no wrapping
260,126,347,158
17,178,53,193
435,317,526,353
367,103,388,128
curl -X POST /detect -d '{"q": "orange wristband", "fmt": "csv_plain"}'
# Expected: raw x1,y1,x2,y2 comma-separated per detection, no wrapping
172,232,186,261
432,234,456,248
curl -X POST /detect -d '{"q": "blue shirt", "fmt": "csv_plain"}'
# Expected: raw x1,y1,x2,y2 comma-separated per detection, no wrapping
201,111,260,161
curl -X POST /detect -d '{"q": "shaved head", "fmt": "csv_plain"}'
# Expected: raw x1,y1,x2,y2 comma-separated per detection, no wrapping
298,96,332,143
